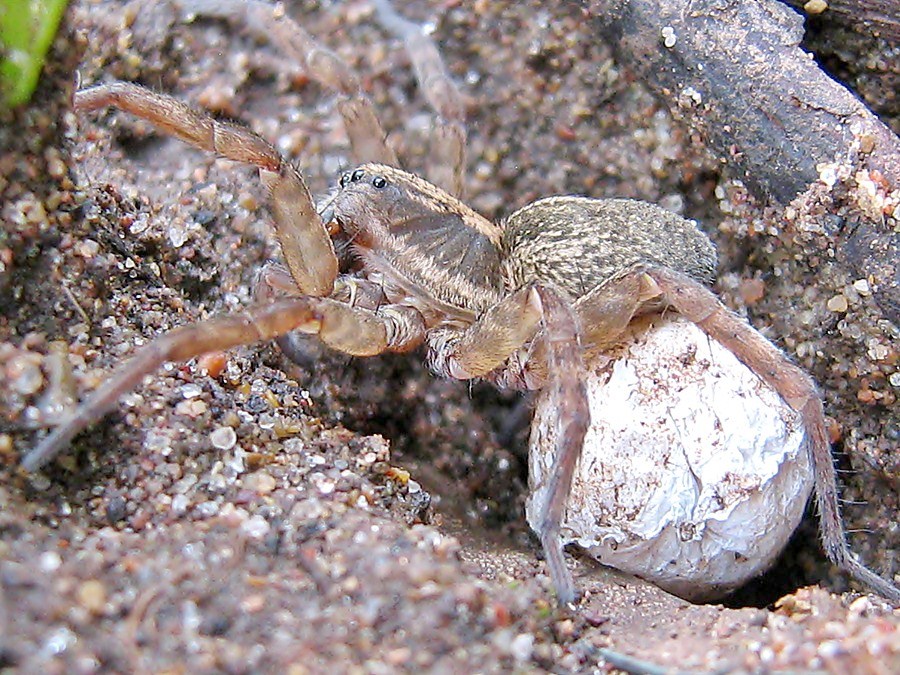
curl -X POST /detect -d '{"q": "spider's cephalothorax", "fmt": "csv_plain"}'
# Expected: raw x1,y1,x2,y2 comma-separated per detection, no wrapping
21,0,899,605
328,163,505,323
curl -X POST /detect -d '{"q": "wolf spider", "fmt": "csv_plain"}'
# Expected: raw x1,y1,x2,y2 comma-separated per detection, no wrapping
22,0,899,604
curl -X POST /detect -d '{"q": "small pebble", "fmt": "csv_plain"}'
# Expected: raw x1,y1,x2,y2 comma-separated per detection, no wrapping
9,354,44,395
0,433,13,458
237,192,258,211
739,278,766,305
74,239,100,258
43,627,76,656
826,294,848,313
197,351,228,377
77,580,107,615
245,471,277,494
661,26,677,48
210,426,237,450
510,633,535,662
385,647,411,666
240,594,266,613
817,640,845,658
852,279,871,296
804,0,828,14
180,383,204,399
848,596,871,614
241,515,271,539
39,550,62,573
195,501,221,518
171,494,190,516
175,399,208,417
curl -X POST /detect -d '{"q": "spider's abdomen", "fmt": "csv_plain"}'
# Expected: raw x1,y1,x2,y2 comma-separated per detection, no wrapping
501,197,717,298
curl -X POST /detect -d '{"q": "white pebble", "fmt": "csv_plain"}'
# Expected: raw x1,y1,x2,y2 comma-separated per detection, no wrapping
171,494,190,516
42,627,76,656
661,26,677,48
38,550,62,573
241,515,271,539
510,633,535,662
210,426,237,450
180,383,203,399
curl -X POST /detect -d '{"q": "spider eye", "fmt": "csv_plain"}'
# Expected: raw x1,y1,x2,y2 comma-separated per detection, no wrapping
372,175,387,189
350,168,365,183
339,172,351,187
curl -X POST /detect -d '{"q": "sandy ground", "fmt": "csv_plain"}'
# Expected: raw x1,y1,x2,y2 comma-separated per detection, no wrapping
1,0,898,672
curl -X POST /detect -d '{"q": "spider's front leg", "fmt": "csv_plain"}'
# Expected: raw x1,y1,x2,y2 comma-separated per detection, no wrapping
75,82,337,297
428,284,590,604
23,294,425,472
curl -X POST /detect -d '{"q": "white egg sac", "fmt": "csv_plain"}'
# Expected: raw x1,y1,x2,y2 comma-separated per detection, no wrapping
526,315,814,601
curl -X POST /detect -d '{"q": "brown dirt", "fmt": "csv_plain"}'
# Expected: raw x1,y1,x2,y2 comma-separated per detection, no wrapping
1,1,897,673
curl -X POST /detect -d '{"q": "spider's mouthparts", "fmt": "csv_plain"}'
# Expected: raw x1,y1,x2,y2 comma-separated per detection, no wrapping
317,191,339,225
317,202,342,236
325,217,342,236
318,203,334,223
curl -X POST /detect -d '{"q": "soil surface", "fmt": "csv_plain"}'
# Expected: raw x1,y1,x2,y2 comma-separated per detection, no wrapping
1,1,898,673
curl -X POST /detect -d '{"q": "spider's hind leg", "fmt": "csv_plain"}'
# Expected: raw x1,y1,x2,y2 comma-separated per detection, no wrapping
183,0,466,194
647,266,900,603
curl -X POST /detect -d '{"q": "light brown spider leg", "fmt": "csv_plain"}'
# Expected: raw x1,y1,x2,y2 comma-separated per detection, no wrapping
428,284,589,603
254,263,318,367
646,266,900,602
255,261,388,310
576,270,662,355
374,0,466,196
254,263,394,366
255,261,302,301
530,286,591,605
23,297,425,472
180,0,398,166
434,285,544,379
75,82,338,297
515,271,652,389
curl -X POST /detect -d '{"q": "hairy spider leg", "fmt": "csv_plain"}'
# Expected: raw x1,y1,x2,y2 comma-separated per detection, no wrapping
530,287,591,605
374,0,466,196
558,265,900,603
428,283,590,603
22,295,425,472
25,83,434,471
75,82,338,298
255,261,395,367
646,266,900,603
488,264,900,602
182,0,398,167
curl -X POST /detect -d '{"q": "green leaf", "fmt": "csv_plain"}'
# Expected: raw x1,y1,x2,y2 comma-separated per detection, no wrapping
0,0,69,107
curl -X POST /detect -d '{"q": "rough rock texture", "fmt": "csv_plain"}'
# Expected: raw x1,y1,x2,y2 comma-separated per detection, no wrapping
1,0,898,672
